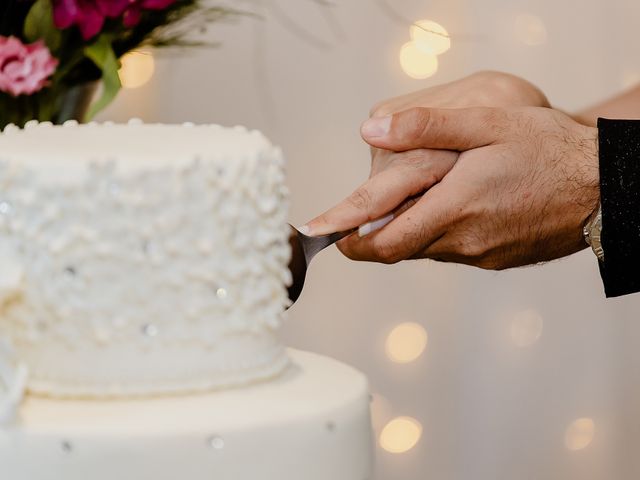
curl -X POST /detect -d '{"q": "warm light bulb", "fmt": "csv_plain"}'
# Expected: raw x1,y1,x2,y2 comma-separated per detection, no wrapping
119,51,155,89
399,42,438,80
514,13,547,46
565,418,595,451
385,322,428,363
380,416,423,453
510,309,543,347
410,20,451,55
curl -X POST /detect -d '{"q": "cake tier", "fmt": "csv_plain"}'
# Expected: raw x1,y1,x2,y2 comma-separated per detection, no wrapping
0,350,373,480
0,121,291,397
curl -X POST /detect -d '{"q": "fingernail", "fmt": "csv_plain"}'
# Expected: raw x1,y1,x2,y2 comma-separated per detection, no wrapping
358,213,394,238
361,116,391,138
298,224,311,236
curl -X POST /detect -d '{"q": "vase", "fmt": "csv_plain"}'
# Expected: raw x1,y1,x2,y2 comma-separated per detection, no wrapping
52,81,99,125
0,81,99,131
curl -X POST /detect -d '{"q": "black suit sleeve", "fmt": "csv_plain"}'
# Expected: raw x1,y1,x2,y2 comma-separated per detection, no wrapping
597,118,640,297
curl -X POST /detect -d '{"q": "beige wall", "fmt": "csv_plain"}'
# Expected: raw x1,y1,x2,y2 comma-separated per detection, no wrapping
101,1,640,478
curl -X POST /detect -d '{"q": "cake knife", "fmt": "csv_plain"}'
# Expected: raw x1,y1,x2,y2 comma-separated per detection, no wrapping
287,214,394,306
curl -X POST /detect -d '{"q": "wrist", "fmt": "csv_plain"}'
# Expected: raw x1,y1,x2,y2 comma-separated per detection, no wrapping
577,126,601,217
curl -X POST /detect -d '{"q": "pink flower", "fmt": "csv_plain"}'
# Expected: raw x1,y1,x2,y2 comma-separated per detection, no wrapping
52,0,176,40
0,37,58,97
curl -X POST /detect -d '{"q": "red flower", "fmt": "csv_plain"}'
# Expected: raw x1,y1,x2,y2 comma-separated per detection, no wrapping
52,0,176,40
123,0,177,28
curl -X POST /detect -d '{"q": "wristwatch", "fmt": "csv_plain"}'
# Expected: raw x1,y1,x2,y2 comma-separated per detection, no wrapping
583,203,604,262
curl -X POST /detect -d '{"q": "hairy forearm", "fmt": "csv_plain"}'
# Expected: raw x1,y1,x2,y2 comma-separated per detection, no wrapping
574,84,640,126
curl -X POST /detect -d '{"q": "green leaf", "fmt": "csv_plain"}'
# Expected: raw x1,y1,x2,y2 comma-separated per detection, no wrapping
84,36,122,121
24,0,62,51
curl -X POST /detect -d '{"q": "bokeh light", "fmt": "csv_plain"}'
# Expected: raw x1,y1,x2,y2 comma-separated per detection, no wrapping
410,20,451,56
510,309,543,347
514,13,547,46
399,42,438,80
565,418,595,451
379,416,423,453
119,51,155,89
385,322,428,363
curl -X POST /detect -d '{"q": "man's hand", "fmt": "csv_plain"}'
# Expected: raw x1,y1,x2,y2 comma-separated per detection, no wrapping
305,106,599,270
367,71,550,177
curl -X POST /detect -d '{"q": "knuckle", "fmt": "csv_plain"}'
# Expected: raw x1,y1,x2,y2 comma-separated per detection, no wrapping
480,107,507,133
457,235,488,259
472,70,505,86
374,240,403,264
346,187,373,214
487,72,549,107
399,152,440,185
418,167,440,187
396,149,425,167
404,107,433,142
475,256,501,270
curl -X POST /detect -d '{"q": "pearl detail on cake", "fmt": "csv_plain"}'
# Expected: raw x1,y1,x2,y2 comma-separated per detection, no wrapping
0,201,12,215
206,435,225,450
142,324,159,338
216,288,228,300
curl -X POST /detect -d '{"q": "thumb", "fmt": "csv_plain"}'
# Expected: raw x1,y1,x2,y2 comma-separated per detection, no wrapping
360,106,505,152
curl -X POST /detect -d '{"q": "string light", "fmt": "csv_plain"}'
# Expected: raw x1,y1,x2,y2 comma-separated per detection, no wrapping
399,42,438,80
380,416,423,453
514,13,547,46
385,322,428,363
410,20,451,56
510,309,543,347
565,418,595,451
119,51,155,89
400,19,449,79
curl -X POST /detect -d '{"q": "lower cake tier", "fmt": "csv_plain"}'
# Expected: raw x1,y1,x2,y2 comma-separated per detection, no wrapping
0,350,373,480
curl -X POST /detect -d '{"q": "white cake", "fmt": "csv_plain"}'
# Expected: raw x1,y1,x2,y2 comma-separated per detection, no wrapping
0,121,372,479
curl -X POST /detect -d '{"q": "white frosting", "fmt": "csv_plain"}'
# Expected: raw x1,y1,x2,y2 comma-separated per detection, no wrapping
0,121,292,397
0,340,28,425
0,350,373,480
0,245,23,307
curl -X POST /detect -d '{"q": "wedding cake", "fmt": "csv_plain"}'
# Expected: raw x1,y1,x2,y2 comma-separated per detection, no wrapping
0,120,372,480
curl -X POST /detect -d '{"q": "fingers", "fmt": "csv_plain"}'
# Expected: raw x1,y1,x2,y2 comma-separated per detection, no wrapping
336,185,454,264
360,106,506,152
303,150,458,236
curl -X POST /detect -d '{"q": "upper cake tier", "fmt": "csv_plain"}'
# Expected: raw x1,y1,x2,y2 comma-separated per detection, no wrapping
0,120,291,398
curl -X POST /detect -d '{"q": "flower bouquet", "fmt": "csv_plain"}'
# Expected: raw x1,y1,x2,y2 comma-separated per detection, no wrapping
0,0,242,129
